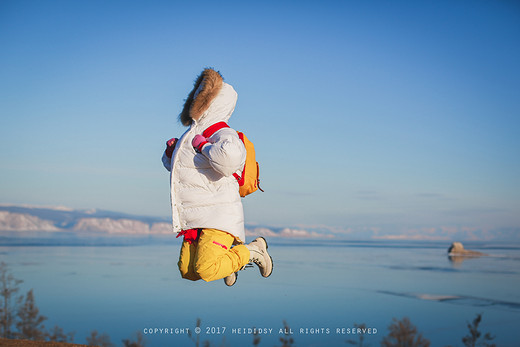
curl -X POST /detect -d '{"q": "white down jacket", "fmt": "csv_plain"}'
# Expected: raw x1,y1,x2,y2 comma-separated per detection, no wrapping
162,71,246,242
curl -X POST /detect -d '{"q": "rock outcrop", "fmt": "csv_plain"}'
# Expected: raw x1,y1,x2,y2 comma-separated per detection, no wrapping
447,242,487,264
447,242,485,256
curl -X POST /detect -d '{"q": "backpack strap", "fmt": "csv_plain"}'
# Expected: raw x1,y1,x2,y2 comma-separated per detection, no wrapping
233,132,246,185
203,121,229,138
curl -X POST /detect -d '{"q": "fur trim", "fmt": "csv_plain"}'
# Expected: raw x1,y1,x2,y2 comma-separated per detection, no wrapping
179,68,224,126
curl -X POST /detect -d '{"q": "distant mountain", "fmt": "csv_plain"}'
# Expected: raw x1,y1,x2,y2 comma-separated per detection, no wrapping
0,210,60,231
0,204,333,244
0,204,171,235
2,204,517,243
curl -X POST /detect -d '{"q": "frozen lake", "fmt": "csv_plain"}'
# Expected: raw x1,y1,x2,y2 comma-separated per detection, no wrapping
2,239,520,346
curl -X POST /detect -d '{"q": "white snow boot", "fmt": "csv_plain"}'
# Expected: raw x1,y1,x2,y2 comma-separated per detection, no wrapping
224,272,238,286
246,237,273,278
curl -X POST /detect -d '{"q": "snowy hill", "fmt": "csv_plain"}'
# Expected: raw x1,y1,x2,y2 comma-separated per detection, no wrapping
0,204,334,245
0,205,170,235
3,204,515,243
0,211,60,231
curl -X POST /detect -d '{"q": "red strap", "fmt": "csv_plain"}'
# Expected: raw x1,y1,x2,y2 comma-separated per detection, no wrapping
196,140,209,153
176,228,200,244
203,122,230,138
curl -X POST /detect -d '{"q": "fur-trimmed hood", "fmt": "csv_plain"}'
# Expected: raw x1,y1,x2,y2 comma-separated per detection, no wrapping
179,68,237,127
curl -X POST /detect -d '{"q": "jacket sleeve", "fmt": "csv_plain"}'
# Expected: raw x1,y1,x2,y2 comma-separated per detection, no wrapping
201,130,246,177
162,151,172,172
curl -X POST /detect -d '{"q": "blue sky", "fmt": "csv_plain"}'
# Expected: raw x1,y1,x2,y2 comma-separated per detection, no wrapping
1,0,519,240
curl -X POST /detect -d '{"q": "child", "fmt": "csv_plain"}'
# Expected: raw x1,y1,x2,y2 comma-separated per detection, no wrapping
162,68,273,286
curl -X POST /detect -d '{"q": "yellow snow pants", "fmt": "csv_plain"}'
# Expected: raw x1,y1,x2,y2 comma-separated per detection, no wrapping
178,228,250,282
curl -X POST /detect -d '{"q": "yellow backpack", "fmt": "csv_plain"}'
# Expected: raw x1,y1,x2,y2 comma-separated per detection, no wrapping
203,122,264,197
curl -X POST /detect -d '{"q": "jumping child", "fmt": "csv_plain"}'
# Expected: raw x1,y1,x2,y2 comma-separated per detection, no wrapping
162,68,273,286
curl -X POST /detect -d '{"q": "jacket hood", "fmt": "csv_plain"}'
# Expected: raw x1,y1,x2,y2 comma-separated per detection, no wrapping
179,68,237,127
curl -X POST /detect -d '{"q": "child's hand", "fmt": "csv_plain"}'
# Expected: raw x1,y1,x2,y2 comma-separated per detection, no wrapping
192,135,208,153
165,138,178,158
